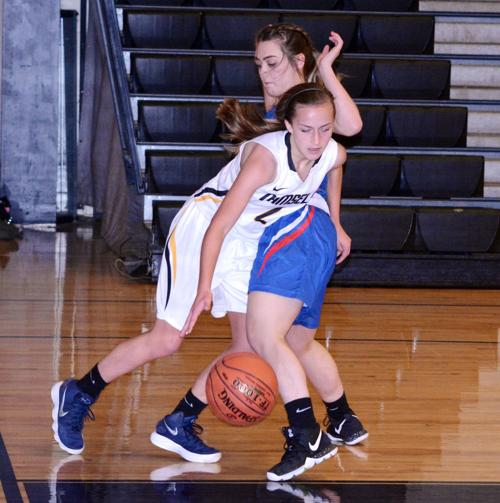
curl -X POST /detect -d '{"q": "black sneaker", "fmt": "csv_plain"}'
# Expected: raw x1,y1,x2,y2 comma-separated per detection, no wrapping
325,411,368,446
266,425,337,482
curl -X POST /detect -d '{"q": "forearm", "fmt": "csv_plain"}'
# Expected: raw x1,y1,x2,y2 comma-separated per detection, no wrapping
198,224,226,292
327,167,343,228
321,70,362,137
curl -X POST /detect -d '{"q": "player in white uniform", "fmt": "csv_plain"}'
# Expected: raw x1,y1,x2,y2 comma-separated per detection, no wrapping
155,127,336,330
50,84,339,480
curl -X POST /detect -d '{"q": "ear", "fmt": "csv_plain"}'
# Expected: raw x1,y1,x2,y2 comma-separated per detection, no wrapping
284,119,293,134
295,53,305,72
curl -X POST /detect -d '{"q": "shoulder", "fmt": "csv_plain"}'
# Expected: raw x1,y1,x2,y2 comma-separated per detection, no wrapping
324,138,345,166
241,131,285,164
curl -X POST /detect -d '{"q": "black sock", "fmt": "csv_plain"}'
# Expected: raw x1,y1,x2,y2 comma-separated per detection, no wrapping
76,364,108,400
324,393,351,420
285,397,317,429
173,389,207,418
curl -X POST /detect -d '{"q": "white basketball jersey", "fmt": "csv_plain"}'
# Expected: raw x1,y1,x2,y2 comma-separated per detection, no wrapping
192,130,337,240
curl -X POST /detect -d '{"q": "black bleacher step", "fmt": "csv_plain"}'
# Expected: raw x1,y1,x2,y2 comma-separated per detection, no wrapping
150,201,500,287
117,0,419,12
136,100,468,148
332,253,500,288
128,53,451,100
146,149,485,200
119,7,435,54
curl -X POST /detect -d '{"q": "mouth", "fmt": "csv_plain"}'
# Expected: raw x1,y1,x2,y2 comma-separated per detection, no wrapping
308,148,321,156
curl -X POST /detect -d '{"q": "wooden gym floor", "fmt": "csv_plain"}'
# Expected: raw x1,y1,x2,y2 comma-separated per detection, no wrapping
0,224,499,502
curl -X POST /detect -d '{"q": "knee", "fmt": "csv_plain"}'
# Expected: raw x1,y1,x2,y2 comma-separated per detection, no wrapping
286,329,315,355
148,321,183,358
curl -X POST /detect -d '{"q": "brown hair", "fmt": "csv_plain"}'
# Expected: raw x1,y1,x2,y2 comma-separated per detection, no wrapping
255,23,318,83
217,83,335,146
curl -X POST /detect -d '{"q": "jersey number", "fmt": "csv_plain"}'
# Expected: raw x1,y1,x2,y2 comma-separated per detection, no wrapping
254,207,282,225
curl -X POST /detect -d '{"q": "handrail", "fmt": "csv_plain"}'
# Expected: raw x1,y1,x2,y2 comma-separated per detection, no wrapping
94,0,145,193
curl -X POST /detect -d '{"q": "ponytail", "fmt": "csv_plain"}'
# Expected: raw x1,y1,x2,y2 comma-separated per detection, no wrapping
216,99,281,146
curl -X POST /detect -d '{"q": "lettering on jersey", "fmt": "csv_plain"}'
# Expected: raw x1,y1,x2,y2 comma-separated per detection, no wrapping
255,207,282,224
259,192,310,206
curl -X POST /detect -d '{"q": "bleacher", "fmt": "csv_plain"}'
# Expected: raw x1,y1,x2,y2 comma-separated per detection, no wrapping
95,0,500,287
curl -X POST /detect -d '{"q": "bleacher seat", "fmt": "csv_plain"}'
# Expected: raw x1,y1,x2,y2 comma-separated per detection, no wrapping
119,1,186,5
386,106,467,148
342,207,414,251
213,57,261,96
148,151,229,194
346,0,418,11
372,59,450,99
197,0,262,7
339,105,385,146
359,15,434,54
281,13,358,52
124,12,201,48
131,55,211,94
416,209,500,252
342,154,400,197
203,13,278,50
138,102,219,142
335,59,371,98
154,204,183,244
401,155,484,198
274,0,339,9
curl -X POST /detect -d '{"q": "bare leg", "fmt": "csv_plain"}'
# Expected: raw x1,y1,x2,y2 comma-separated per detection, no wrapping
286,325,344,403
246,292,307,402
191,311,253,402
98,318,184,383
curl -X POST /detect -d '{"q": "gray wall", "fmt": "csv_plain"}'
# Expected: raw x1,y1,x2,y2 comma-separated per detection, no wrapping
0,0,60,223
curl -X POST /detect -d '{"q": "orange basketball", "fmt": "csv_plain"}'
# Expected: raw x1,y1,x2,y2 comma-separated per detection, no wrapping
206,352,278,427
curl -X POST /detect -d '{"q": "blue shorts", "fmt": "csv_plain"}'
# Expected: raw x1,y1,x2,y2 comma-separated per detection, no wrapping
248,205,337,329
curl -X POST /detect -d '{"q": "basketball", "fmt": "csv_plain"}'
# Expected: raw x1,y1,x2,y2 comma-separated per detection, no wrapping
206,352,278,427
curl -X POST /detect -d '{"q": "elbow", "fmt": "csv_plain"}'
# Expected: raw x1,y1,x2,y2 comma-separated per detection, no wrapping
344,117,363,137
334,116,363,138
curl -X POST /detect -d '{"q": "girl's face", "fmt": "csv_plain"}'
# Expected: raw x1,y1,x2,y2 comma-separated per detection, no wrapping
285,102,335,162
254,39,304,101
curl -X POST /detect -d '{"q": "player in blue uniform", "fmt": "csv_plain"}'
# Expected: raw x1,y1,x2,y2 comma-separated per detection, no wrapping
156,23,367,472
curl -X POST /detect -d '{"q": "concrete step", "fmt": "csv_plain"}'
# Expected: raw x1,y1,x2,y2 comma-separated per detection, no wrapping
450,60,500,100
485,157,500,197
434,16,500,55
420,0,500,14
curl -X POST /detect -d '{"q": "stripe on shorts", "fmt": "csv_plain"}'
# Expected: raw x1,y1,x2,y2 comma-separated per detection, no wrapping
257,206,315,277
164,227,177,309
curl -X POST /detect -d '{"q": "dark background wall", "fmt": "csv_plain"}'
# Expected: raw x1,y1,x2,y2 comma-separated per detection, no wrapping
0,0,59,223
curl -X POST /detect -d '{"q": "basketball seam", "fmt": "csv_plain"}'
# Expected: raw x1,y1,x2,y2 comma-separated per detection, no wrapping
222,352,278,400
206,372,230,423
221,361,278,402
212,362,274,419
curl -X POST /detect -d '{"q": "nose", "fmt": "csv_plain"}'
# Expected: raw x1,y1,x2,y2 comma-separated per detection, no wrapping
312,130,320,145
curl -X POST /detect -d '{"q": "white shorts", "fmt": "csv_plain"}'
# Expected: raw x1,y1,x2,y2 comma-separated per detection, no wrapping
156,198,258,330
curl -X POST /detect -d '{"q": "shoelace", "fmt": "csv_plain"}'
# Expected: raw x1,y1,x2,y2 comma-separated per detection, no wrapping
183,418,205,444
280,428,301,459
69,397,96,431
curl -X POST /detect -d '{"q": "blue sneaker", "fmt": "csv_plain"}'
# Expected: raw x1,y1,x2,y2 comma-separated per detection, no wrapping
150,411,221,463
51,380,95,454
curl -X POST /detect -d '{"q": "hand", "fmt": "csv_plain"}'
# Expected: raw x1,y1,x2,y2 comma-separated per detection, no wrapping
317,31,344,75
336,224,351,264
181,290,212,336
